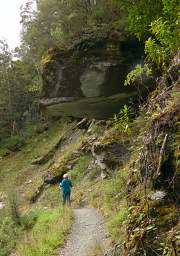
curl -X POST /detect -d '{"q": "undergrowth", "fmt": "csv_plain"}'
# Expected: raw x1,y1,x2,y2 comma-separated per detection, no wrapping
0,214,17,256
0,121,49,156
16,207,72,256
0,119,75,256
87,168,129,243
0,195,37,256
70,154,91,183
0,120,70,192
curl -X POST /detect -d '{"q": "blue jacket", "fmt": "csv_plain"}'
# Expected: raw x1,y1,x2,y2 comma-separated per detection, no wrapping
60,179,72,194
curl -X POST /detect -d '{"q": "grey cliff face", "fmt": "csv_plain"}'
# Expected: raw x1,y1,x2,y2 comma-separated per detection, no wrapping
40,35,145,119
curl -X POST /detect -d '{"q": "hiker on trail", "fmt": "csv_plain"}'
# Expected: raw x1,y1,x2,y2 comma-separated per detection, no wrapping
60,173,72,206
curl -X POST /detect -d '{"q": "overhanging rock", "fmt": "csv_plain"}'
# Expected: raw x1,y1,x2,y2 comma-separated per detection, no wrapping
40,32,150,119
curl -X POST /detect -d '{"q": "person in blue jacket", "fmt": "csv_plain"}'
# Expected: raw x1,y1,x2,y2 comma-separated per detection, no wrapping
60,173,72,206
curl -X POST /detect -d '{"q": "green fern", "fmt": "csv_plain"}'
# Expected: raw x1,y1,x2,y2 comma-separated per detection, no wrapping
124,64,152,86
112,105,133,134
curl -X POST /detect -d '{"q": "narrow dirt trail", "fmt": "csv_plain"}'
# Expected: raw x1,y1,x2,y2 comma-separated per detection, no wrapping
59,208,109,256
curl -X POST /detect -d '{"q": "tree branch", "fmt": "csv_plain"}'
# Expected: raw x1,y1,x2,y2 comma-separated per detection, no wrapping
156,133,168,176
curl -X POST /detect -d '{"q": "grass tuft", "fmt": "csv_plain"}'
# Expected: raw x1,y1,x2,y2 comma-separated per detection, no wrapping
0,215,17,256
70,154,91,183
16,207,72,256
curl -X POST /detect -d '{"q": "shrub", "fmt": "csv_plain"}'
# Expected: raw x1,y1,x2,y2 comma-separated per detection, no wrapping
3,136,26,152
145,16,179,66
23,122,49,138
8,192,21,225
112,105,133,135
124,64,152,86
20,210,38,230
70,155,91,183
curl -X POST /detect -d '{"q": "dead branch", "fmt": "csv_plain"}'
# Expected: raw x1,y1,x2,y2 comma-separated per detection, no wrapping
156,134,168,176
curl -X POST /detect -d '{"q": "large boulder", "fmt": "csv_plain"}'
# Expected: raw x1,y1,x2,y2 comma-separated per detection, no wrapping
40,31,146,119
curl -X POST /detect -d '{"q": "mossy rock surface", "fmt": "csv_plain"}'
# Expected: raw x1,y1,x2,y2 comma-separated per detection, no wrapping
40,35,148,119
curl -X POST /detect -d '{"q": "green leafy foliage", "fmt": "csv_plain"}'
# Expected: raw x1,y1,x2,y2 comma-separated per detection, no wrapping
116,0,179,66
112,105,133,134
116,0,179,86
124,64,152,86
117,0,163,40
20,0,121,61
0,121,49,156
0,40,39,139
145,15,179,65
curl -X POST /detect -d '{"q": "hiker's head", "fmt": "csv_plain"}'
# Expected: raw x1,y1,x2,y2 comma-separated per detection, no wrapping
63,173,68,179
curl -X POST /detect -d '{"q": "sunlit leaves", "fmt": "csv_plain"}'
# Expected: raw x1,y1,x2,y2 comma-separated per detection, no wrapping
124,64,152,86
112,105,133,135
145,15,179,65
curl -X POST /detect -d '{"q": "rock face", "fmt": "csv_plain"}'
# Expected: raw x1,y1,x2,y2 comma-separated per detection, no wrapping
92,141,129,172
40,32,145,118
151,191,167,200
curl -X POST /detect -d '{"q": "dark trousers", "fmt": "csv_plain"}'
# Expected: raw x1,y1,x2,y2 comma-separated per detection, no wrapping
63,192,71,206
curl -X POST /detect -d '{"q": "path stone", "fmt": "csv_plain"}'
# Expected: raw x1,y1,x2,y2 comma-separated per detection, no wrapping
59,208,109,256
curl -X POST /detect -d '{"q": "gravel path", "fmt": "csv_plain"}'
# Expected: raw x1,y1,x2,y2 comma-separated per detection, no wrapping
59,208,108,256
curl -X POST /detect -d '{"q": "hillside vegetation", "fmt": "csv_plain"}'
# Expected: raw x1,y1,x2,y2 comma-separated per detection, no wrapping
0,66,179,255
